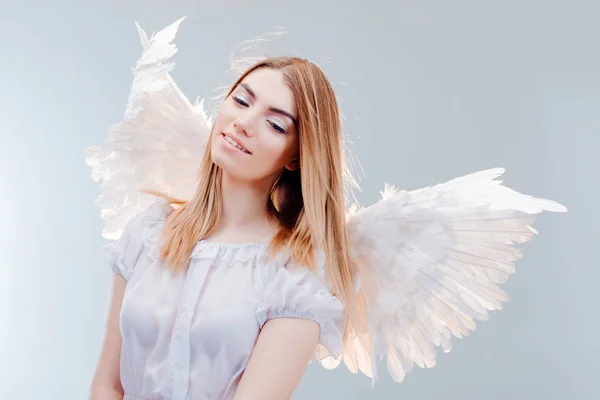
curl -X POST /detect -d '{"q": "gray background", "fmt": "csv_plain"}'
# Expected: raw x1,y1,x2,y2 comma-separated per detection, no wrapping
0,0,596,399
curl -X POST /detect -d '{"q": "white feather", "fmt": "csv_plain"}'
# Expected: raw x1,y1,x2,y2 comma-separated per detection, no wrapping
84,17,211,240
338,168,567,385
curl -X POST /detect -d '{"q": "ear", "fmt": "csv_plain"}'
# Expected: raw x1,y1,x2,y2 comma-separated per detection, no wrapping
285,157,299,171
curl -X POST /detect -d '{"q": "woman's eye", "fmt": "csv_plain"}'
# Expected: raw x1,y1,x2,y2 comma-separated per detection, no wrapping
268,121,286,134
233,95,249,107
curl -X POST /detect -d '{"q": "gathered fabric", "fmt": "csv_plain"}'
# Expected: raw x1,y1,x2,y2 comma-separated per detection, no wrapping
105,199,346,400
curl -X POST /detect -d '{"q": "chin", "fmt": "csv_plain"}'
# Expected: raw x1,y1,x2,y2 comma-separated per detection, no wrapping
210,150,229,171
211,151,245,180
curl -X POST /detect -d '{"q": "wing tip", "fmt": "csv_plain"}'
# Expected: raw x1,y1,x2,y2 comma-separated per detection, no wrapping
134,21,149,50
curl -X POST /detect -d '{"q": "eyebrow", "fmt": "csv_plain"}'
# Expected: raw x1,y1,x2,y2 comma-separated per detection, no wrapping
240,83,298,127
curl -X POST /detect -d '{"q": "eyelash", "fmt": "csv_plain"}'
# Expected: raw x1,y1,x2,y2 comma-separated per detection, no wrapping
232,95,287,134
233,96,249,107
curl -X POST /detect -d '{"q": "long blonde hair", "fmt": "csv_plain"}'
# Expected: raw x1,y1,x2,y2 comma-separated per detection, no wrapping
150,56,366,349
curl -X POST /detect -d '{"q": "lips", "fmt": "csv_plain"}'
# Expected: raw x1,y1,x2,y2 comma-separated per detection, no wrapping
221,133,251,154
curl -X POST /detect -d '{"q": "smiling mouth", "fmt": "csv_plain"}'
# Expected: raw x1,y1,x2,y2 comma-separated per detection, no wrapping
222,133,251,154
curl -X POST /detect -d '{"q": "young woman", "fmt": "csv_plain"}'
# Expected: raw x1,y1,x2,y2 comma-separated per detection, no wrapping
87,18,567,400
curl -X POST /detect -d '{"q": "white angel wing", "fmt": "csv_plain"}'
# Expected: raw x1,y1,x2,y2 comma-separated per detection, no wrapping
84,17,211,240
340,168,567,384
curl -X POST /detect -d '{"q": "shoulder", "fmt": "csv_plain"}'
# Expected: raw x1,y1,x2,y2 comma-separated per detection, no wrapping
257,251,346,360
104,198,171,279
281,251,333,290
266,251,343,312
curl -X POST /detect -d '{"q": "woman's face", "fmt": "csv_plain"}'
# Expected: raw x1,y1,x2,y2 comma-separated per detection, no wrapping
210,68,299,185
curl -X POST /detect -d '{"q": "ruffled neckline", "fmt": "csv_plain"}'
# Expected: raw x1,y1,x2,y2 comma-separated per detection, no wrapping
197,239,270,249
140,198,285,266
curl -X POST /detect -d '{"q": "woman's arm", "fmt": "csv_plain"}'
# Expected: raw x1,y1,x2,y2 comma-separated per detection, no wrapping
234,318,320,400
90,274,127,400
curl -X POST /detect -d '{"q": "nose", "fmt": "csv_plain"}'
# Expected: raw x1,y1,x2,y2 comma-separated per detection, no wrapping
233,112,257,137
233,122,247,137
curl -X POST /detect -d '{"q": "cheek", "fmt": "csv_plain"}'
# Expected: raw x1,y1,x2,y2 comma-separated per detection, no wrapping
210,105,233,146
212,104,231,131
258,135,298,165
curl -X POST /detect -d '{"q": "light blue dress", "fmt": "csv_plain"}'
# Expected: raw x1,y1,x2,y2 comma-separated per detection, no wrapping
105,199,346,400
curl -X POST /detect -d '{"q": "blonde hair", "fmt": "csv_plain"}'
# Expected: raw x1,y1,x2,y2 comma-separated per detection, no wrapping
148,56,367,351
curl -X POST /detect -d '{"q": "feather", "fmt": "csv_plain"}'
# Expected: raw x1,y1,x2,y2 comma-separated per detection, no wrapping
338,168,567,385
84,17,211,240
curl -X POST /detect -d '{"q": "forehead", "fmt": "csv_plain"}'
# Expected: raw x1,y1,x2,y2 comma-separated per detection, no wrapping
238,68,297,115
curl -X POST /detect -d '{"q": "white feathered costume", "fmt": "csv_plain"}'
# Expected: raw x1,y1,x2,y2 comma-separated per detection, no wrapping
85,17,567,386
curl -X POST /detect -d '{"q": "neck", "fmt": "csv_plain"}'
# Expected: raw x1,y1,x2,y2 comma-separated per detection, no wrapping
219,171,275,230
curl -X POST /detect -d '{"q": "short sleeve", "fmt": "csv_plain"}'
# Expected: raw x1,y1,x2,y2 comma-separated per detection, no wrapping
102,210,147,281
256,261,347,361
